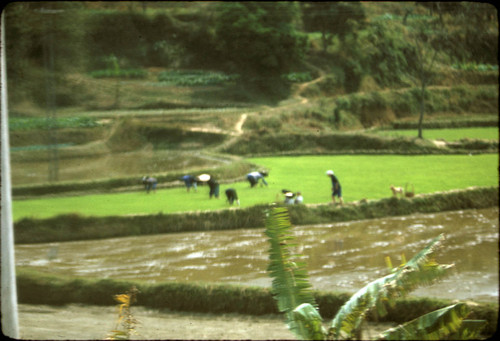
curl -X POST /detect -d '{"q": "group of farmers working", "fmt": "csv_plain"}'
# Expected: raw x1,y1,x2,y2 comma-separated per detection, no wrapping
142,173,243,205
179,172,271,206
142,169,343,206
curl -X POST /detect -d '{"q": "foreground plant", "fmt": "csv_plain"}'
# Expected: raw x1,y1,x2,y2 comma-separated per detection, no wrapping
106,286,140,340
265,207,486,340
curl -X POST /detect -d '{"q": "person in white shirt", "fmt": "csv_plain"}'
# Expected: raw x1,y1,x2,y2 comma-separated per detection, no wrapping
294,192,304,204
246,171,268,187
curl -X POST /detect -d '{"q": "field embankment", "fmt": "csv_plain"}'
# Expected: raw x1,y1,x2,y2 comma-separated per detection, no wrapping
14,186,498,244
12,159,254,198
15,267,498,337
222,131,498,156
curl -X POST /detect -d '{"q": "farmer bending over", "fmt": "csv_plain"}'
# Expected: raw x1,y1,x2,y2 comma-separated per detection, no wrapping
225,188,240,206
181,175,197,192
142,176,157,194
247,171,268,188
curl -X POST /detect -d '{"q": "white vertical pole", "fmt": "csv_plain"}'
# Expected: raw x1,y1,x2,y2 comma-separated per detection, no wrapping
1,9,20,339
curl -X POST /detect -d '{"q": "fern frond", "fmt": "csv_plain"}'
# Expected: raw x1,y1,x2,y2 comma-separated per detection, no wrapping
265,207,319,339
328,234,453,340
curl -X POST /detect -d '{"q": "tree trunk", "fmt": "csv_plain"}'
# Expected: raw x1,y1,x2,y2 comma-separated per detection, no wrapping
417,83,425,139
321,30,328,53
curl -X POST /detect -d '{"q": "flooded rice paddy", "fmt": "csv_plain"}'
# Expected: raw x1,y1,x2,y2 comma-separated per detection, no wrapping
16,207,498,302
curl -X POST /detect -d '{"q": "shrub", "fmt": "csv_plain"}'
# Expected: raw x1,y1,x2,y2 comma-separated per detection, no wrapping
452,62,498,72
157,70,239,86
281,72,313,83
88,69,147,79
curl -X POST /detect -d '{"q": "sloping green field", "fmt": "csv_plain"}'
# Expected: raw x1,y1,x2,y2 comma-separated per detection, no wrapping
13,154,498,221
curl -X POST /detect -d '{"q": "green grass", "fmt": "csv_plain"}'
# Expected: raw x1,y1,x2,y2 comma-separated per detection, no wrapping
9,116,101,131
13,154,498,221
374,127,499,141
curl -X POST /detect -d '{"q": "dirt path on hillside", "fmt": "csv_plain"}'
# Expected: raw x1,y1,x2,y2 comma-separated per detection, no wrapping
234,113,248,135
17,304,394,340
292,61,327,104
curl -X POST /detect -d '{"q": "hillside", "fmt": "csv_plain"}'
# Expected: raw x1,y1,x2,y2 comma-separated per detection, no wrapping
5,2,498,189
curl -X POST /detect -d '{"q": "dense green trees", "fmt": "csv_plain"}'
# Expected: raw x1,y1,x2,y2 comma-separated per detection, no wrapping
214,2,307,99
417,2,497,64
215,3,306,75
4,2,498,108
5,2,86,106
301,2,366,53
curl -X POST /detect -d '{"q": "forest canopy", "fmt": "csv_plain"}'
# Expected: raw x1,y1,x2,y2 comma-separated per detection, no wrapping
4,1,498,105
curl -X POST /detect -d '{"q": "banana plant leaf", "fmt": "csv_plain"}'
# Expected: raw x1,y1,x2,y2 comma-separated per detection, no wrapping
264,211,480,341
328,234,454,340
293,303,327,340
379,302,486,340
265,207,319,339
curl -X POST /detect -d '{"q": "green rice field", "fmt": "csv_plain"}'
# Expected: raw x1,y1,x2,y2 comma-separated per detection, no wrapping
13,154,499,221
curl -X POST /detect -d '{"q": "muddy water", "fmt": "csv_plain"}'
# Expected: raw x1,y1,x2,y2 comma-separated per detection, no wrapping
16,208,498,302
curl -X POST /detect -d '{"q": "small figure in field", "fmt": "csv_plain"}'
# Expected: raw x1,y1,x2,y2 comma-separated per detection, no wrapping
390,185,404,198
282,189,304,205
326,170,343,205
225,188,240,206
246,171,269,188
282,190,295,204
142,176,157,194
181,175,197,192
294,191,304,204
208,177,220,199
197,174,220,199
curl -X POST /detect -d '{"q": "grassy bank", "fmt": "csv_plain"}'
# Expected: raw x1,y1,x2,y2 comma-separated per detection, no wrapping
14,186,498,244
223,131,498,156
16,268,498,337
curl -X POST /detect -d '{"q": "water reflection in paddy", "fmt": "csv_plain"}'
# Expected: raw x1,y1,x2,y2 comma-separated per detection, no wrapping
16,208,498,302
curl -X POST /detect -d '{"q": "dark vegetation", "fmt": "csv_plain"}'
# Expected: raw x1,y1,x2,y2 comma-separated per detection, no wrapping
5,2,497,112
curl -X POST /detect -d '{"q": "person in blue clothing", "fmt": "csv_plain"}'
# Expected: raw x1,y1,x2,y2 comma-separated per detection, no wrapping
326,170,343,205
246,171,268,187
181,175,197,192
